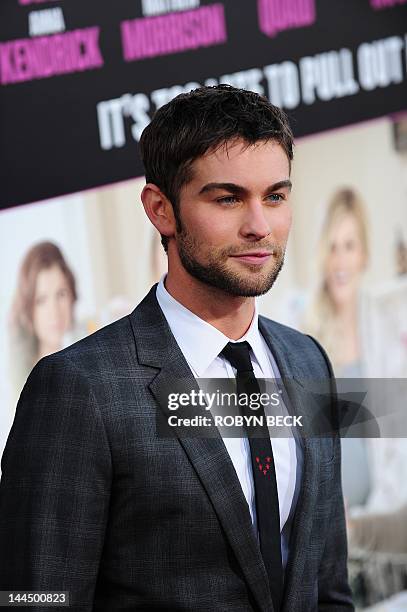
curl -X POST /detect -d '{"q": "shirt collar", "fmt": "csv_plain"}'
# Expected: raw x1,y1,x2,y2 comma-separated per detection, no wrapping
156,274,269,377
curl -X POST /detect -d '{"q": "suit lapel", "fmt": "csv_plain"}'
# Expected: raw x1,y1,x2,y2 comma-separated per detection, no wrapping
258,318,321,611
129,287,273,612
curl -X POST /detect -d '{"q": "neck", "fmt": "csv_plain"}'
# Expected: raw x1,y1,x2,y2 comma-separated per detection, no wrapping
37,341,60,361
334,296,358,326
164,265,256,341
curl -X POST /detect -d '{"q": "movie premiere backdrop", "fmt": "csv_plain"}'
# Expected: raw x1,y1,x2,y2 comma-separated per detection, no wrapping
1,1,407,607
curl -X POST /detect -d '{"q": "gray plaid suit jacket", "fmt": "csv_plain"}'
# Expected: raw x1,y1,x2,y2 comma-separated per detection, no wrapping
0,285,354,611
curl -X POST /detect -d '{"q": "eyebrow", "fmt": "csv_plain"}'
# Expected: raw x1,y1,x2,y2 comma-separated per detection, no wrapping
198,180,292,195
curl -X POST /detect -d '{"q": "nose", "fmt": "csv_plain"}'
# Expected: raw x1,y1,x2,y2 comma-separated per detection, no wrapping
331,243,347,266
239,200,271,241
46,295,64,322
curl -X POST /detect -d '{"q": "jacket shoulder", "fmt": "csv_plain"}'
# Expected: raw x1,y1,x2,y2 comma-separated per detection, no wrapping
38,313,137,378
259,315,304,339
259,315,334,379
259,315,313,348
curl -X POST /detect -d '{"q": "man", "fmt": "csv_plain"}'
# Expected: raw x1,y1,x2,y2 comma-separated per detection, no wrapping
0,85,353,611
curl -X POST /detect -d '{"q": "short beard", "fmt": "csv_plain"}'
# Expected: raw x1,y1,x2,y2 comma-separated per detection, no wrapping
176,224,286,297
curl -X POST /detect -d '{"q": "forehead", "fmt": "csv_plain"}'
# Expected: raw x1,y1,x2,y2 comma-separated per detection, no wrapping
35,265,67,291
328,213,361,240
188,139,290,187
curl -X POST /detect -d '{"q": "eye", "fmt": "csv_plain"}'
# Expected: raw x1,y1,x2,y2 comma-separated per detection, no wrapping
266,193,285,203
57,288,70,299
216,195,239,205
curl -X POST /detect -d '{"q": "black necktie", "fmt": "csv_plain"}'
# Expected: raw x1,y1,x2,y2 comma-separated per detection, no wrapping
220,341,283,611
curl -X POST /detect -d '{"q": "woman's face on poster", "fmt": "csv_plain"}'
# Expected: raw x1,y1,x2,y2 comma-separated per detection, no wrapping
325,213,366,307
32,264,74,349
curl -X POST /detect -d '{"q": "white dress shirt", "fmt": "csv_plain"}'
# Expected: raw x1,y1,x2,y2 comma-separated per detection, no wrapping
156,275,301,568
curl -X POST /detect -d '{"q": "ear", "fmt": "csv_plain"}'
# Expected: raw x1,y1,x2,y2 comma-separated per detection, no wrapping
141,184,176,240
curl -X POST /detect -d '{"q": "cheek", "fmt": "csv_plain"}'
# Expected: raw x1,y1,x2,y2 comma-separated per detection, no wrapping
188,210,231,244
53,294,72,323
32,304,44,324
324,253,338,283
61,300,73,323
350,249,366,273
270,207,292,238
324,260,333,280
32,309,47,337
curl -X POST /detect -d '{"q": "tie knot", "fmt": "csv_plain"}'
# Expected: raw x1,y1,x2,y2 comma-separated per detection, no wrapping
220,341,254,373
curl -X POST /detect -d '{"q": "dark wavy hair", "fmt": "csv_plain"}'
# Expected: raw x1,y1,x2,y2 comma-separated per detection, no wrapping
139,84,294,252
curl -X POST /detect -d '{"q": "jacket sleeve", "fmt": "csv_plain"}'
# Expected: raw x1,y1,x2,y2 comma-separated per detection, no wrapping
0,354,112,611
317,434,354,610
306,335,355,611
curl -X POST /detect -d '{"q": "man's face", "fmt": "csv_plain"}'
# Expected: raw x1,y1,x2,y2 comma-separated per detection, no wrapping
172,139,292,297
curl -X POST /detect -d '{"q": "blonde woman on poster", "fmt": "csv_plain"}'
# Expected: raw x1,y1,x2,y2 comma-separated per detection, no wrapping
304,188,407,560
305,188,369,379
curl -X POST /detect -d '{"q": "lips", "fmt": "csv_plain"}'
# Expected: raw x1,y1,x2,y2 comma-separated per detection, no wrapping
331,270,350,285
230,252,273,264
